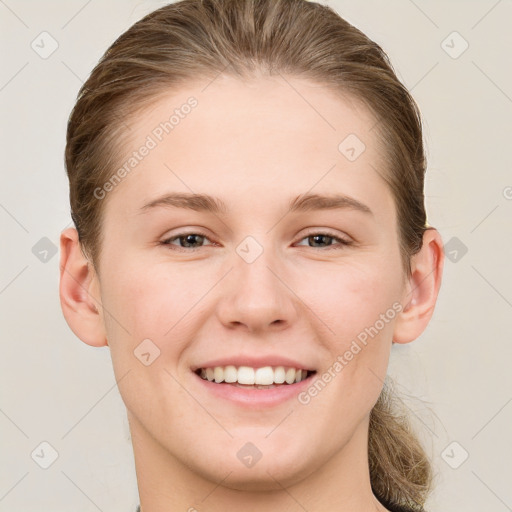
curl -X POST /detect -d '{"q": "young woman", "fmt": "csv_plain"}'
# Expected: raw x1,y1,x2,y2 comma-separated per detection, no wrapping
59,0,444,510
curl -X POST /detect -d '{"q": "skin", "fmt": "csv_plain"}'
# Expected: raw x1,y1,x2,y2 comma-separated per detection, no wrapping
59,75,444,512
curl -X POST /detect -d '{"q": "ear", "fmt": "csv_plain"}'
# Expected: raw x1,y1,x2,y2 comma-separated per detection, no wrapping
59,227,107,347
393,228,444,344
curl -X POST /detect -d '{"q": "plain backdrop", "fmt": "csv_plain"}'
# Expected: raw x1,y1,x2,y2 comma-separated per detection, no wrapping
1,1,511,511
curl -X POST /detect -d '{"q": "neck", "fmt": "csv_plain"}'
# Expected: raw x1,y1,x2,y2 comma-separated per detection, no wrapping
128,412,389,512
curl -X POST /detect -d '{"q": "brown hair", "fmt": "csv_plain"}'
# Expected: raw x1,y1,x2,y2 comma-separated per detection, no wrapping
65,0,432,508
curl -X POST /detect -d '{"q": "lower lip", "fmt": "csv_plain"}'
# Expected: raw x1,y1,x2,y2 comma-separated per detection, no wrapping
193,372,316,408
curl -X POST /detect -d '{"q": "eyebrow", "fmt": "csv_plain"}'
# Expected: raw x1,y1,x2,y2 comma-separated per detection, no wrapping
139,192,373,216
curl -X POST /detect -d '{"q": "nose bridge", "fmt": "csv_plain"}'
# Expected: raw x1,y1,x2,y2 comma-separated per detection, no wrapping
217,234,297,331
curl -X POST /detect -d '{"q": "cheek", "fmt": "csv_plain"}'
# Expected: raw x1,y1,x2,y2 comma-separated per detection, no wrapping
103,256,200,331
304,258,402,345
98,257,185,367
98,258,200,422
295,266,399,435
300,257,402,408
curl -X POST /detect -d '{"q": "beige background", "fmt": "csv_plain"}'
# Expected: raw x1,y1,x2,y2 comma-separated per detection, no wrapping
1,0,511,510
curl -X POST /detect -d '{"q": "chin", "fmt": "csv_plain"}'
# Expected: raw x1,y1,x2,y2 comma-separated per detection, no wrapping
190,450,317,492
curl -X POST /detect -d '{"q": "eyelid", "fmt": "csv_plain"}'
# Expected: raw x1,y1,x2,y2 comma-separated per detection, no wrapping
161,230,215,246
161,227,353,251
294,230,353,250
298,228,353,243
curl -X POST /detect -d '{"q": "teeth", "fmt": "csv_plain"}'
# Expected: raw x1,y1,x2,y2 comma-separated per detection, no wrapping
274,366,286,384
255,366,274,385
196,365,311,385
214,367,224,383
238,366,255,385
285,367,296,384
224,365,237,383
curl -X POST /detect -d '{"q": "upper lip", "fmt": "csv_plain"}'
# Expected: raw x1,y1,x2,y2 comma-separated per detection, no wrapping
191,355,316,372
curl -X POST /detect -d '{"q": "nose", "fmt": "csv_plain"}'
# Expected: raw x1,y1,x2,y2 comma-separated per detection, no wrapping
215,242,299,334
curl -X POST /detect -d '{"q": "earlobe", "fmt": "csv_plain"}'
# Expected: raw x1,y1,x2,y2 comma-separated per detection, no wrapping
59,227,107,347
393,228,445,344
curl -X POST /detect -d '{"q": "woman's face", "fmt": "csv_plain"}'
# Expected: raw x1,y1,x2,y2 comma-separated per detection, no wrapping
95,75,409,488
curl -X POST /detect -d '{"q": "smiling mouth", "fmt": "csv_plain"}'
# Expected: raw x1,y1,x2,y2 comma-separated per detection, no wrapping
194,365,316,389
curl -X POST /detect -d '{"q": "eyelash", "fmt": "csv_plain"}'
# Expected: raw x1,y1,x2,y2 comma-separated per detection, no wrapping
160,230,353,252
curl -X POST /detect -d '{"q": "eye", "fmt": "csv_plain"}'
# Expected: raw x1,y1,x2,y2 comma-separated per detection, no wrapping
161,232,215,251
160,230,353,252
295,231,353,250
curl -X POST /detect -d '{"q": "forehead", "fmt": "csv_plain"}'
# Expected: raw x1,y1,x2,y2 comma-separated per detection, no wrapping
104,74,393,219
